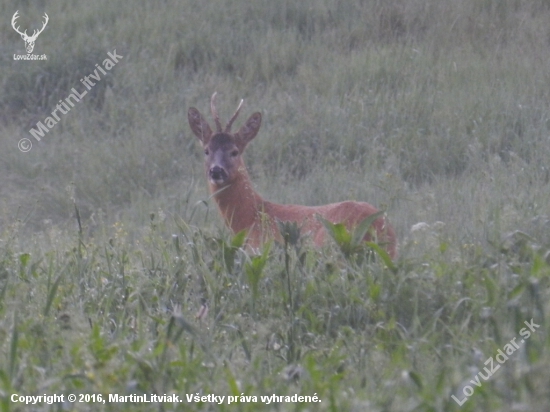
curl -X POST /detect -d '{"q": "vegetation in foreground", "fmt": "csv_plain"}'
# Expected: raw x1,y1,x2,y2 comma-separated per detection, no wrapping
1,0,550,410
1,215,549,411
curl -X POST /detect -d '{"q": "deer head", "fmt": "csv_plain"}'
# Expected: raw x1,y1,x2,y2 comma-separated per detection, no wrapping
12,11,49,54
188,93,262,188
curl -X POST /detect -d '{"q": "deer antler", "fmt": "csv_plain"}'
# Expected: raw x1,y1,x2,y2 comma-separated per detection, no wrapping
29,13,49,41
210,92,245,133
11,11,26,37
225,99,244,133
11,11,48,40
210,92,223,133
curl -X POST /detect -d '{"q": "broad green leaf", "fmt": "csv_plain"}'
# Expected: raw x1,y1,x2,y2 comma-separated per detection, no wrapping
366,242,396,271
352,211,384,246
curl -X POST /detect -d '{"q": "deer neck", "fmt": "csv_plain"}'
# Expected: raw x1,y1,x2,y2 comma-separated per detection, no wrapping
209,165,264,234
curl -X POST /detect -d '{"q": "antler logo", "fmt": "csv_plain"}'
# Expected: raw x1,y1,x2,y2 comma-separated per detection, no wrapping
12,10,49,54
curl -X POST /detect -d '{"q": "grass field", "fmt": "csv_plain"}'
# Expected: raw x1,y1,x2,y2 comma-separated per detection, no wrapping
1,0,550,410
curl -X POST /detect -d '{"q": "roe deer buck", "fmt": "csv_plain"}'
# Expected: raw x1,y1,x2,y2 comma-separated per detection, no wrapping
188,93,397,259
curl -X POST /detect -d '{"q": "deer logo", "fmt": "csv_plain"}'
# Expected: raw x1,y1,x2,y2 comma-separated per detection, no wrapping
12,11,49,54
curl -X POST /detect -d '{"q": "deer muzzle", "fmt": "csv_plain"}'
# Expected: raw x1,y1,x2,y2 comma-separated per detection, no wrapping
209,166,228,185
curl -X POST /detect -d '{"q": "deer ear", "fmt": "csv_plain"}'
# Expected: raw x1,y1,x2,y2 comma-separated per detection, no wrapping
188,107,212,145
236,112,261,148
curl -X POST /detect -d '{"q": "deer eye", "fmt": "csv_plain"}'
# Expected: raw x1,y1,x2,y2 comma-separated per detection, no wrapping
204,149,209,155
230,149,239,157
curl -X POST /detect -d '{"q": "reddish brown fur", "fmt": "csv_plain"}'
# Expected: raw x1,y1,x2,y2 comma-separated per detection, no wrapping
188,93,397,259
